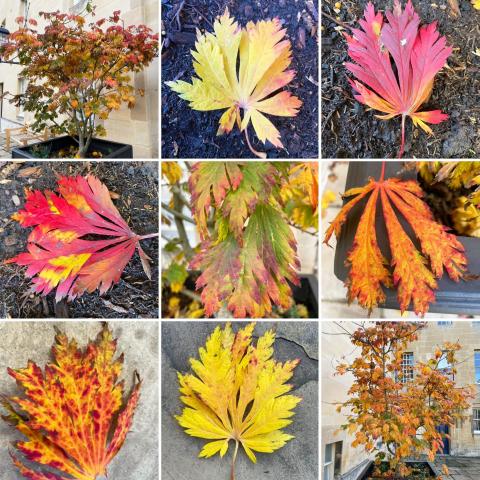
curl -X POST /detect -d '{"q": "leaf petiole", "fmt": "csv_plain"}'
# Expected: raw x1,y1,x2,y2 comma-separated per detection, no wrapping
230,439,239,480
138,232,159,240
244,126,266,159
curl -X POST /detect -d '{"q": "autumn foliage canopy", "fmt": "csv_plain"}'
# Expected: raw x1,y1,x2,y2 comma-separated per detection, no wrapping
336,322,474,477
1,3,158,157
167,9,302,158
5,175,156,302
345,0,452,157
0,324,141,480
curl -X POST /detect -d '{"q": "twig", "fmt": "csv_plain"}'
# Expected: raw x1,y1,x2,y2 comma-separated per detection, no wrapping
171,185,190,208
173,192,194,259
161,202,195,224
180,288,202,303
322,10,349,29
287,221,318,237
185,3,213,29
173,0,185,31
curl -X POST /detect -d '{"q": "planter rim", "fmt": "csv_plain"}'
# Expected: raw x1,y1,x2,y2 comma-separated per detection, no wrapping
11,135,133,159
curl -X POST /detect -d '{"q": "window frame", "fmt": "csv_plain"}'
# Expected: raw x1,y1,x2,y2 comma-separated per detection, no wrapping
473,408,480,434
475,351,480,385
400,352,414,383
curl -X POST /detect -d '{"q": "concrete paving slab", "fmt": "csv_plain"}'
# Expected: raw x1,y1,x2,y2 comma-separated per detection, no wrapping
0,321,159,480
161,321,319,480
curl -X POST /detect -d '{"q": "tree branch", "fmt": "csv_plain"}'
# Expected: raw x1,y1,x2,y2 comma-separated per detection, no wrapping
161,202,195,224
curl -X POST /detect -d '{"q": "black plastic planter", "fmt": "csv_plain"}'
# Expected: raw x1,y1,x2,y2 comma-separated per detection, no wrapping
11,135,133,159
360,460,440,480
333,161,480,315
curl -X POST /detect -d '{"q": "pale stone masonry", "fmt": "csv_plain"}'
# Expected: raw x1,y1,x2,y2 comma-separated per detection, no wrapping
0,0,158,158
410,321,480,456
322,321,480,480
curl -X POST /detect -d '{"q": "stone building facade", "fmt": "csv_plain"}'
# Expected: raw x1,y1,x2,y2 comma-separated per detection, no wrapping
408,321,480,456
0,0,158,157
322,321,480,480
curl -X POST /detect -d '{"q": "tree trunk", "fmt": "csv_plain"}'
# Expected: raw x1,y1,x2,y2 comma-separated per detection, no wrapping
78,130,86,159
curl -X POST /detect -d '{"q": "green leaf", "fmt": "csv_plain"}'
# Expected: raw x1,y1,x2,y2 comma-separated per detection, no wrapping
164,262,189,293
191,203,299,318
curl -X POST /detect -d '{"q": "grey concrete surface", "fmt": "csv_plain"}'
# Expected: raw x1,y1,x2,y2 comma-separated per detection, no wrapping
0,321,159,480
161,321,319,480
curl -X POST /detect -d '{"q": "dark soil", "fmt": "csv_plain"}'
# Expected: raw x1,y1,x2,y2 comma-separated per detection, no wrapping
162,0,319,159
0,161,159,319
322,0,480,158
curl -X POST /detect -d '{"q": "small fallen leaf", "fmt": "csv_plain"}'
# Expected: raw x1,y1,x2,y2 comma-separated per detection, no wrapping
345,1,452,157
102,298,129,313
17,166,42,178
166,9,302,158
448,0,460,16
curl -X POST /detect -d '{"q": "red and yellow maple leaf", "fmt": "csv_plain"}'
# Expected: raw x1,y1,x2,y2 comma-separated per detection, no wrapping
345,0,452,157
0,324,141,480
324,166,467,316
166,8,302,158
5,175,157,302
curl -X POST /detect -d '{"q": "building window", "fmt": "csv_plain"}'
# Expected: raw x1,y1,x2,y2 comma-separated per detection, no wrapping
324,443,333,480
438,352,452,378
400,352,414,383
70,0,89,14
473,409,480,434
475,351,480,384
437,321,453,327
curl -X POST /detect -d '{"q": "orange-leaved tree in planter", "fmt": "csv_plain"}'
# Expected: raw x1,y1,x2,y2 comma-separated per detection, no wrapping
0,1,158,158
335,322,474,478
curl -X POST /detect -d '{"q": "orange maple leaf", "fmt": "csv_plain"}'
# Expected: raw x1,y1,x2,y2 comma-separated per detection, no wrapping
324,165,467,315
5,175,157,302
0,324,141,480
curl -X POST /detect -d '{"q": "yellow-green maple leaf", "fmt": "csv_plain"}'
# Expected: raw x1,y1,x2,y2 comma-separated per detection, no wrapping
176,323,301,479
166,9,302,158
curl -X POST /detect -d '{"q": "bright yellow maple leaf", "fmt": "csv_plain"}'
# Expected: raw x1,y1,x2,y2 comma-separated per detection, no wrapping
161,161,183,184
473,0,480,9
166,9,302,158
176,323,301,479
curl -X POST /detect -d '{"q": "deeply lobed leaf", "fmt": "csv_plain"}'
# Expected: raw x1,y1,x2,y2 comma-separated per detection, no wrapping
191,204,299,318
324,176,467,316
0,324,141,480
166,9,302,155
345,0,452,156
188,162,304,318
176,323,301,468
5,175,154,302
